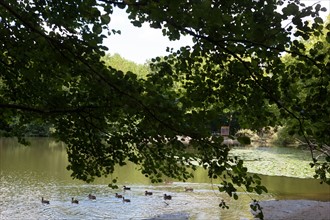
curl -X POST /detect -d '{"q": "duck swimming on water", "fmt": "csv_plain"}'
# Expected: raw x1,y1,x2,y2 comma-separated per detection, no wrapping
71,197,79,204
88,194,96,200
163,194,172,200
185,187,194,192
123,186,131,190
115,193,123,198
145,191,153,196
41,197,50,204
123,197,131,202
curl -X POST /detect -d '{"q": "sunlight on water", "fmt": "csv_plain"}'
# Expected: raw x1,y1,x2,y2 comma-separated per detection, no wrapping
1,138,329,219
0,170,265,219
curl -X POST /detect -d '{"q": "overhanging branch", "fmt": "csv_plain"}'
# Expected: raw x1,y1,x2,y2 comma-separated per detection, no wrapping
0,103,104,115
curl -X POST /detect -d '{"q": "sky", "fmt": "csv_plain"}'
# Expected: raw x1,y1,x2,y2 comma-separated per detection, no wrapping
104,0,330,64
103,9,193,64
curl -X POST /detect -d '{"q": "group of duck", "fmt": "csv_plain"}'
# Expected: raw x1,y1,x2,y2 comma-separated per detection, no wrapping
41,186,194,205
41,193,95,205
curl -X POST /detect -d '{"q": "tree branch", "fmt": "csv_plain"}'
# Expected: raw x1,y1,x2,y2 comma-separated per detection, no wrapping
164,18,318,158
0,0,195,138
0,103,105,115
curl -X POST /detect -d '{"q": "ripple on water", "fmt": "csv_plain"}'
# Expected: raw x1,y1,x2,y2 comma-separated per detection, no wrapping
0,179,258,220
0,173,295,220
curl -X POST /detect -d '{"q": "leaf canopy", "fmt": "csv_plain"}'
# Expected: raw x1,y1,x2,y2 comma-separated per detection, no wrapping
0,0,329,203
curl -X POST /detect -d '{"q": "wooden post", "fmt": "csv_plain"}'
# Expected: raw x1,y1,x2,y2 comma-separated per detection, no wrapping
220,126,230,136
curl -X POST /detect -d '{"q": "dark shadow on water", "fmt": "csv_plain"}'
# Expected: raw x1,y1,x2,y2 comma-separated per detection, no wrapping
144,212,189,220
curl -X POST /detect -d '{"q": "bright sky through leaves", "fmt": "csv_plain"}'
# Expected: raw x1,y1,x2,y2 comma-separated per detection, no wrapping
105,0,329,64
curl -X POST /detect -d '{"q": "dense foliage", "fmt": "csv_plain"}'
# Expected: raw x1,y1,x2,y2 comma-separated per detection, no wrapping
1,1,329,214
102,53,150,79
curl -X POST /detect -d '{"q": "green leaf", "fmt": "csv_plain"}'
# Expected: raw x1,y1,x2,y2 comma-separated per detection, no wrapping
314,17,323,24
326,32,330,43
306,128,313,135
92,24,102,34
282,3,299,15
237,136,251,145
101,14,111,24
320,7,327,12
117,3,126,9
132,20,142,27
150,22,161,29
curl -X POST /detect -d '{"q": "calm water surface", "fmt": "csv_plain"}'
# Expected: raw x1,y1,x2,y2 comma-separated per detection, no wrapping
1,138,329,219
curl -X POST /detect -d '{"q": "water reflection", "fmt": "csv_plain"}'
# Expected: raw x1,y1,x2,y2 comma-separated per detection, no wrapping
1,138,329,220
259,174,330,201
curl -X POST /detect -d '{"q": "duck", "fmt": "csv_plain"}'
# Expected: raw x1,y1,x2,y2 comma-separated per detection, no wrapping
122,197,131,202
115,193,123,198
88,194,96,200
163,194,172,200
185,187,193,192
41,197,50,204
71,197,79,204
123,186,131,191
145,191,153,196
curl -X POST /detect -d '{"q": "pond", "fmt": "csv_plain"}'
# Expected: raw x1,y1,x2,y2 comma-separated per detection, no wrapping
0,138,329,219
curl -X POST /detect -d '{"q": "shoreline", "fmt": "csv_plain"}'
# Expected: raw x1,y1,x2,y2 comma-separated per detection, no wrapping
144,200,330,220
257,199,330,220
